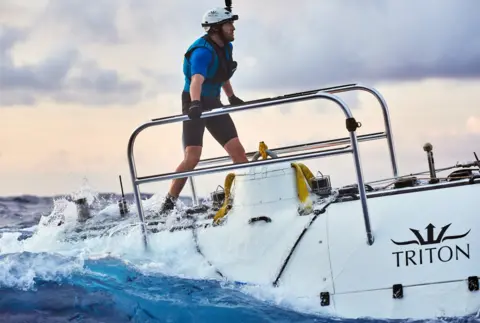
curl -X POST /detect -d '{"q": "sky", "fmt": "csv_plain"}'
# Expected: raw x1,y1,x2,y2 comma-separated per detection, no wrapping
1,0,480,199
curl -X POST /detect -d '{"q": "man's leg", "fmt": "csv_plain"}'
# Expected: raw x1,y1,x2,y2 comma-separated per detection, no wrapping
167,146,202,198
206,114,249,163
223,137,248,163
158,116,205,214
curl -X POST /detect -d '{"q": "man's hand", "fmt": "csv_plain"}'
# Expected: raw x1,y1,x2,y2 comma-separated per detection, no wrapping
222,80,244,105
188,100,202,119
228,94,244,106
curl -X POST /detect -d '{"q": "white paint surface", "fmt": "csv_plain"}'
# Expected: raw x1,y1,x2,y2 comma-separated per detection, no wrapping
194,164,480,320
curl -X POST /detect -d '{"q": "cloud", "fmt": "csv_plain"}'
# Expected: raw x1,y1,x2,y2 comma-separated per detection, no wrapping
140,69,179,93
0,1,46,28
2,0,480,107
96,0,480,94
40,0,120,44
0,25,144,107
230,0,480,91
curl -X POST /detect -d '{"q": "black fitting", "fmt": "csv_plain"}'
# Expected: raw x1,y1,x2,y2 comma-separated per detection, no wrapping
346,117,361,132
320,292,330,306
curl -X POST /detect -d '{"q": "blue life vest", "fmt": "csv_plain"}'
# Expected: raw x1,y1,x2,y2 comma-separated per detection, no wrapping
183,35,238,97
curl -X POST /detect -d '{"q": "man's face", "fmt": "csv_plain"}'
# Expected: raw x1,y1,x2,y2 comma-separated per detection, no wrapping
221,22,235,42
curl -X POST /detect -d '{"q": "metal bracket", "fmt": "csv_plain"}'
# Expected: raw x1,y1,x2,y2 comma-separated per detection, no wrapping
320,292,330,306
468,276,479,292
393,284,403,299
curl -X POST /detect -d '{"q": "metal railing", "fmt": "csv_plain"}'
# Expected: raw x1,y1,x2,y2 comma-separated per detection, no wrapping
127,83,395,249
186,132,388,205
198,131,387,166
196,85,397,170
185,84,398,205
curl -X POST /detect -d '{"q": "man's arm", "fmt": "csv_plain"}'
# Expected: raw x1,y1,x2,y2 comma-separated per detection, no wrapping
190,74,204,101
189,47,211,101
222,80,235,98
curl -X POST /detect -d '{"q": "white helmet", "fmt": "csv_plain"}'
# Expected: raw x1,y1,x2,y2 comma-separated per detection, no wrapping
201,7,238,31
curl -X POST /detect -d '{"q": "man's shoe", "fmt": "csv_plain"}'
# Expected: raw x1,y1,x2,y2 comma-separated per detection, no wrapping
146,194,176,226
159,195,175,215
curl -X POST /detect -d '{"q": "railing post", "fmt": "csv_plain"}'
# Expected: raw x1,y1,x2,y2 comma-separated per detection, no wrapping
347,130,374,245
355,85,398,178
328,84,399,178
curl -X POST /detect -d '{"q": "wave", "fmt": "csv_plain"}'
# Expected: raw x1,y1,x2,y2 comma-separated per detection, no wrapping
1,182,479,323
0,252,331,322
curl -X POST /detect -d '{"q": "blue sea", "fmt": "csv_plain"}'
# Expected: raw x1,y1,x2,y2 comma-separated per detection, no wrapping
0,191,478,323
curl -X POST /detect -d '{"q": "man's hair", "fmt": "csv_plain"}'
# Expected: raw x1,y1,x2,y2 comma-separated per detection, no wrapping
207,25,221,35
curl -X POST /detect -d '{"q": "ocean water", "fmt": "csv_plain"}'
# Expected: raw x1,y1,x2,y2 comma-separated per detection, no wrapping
0,188,478,323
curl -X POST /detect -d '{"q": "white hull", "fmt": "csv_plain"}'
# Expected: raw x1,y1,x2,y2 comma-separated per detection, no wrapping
140,162,480,319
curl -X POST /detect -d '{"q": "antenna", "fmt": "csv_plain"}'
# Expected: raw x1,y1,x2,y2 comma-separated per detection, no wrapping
119,175,125,198
118,175,129,216
225,0,232,12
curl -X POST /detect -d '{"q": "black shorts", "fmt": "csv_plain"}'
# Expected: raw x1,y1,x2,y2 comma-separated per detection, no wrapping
181,91,238,147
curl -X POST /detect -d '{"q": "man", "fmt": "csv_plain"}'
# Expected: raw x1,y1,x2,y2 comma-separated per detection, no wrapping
158,6,249,214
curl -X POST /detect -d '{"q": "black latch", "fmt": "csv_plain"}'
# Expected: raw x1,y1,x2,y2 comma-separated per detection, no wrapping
320,292,330,306
345,117,361,132
468,276,479,291
392,284,403,299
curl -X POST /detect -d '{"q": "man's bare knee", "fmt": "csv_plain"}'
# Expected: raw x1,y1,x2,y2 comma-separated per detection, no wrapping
184,147,202,169
184,155,200,169
169,146,202,198
224,138,248,163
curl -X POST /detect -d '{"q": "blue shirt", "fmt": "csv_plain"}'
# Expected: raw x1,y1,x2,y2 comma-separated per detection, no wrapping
183,36,235,97
190,47,211,79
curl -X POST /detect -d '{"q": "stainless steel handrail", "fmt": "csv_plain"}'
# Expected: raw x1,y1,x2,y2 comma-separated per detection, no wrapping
127,90,376,249
187,84,398,206
197,131,386,167
196,85,397,173
136,145,353,184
